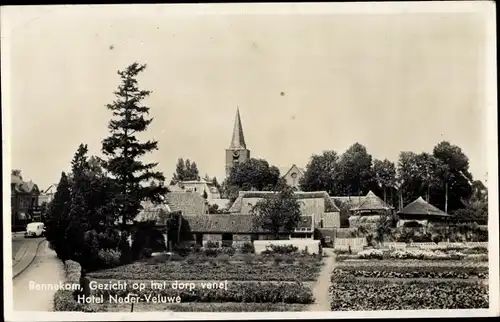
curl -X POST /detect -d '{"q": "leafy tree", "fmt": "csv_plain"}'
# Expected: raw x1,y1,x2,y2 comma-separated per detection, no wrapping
171,158,200,183
251,184,302,239
101,62,167,234
432,141,473,213
373,159,397,204
299,150,340,195
44,171,71,260
226,158,280,199
337,143,375,195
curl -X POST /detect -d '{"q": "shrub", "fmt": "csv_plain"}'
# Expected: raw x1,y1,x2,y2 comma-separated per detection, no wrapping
206,240,220,248
220,246,236,257
262,244,299,255
240,242,255,254
142,248,153,258
97,249,122,268
218,254,231,264
53,260,96,312
285,257,295,264
242,254,254,264
273,255,284,266
203,248,218,257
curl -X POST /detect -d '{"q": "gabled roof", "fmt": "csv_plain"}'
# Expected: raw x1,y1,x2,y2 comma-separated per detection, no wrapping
229,108,247,149
398,197,450,217
229,190,340,213
281,164,305,178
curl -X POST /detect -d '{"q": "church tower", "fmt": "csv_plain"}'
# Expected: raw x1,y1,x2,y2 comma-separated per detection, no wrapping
225,108,250,177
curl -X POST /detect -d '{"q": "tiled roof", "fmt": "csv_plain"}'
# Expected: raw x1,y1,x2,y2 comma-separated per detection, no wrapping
184,214,255,233
134,200,172,225
398,197,450,217
184,214,313,233
229,190,340,213
210,198,231,210
331,191,393,212
166,191,207,216
350,191,393,212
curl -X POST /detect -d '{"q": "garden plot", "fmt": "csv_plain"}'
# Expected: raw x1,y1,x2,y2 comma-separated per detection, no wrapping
330,249,489,311
87,251,323,312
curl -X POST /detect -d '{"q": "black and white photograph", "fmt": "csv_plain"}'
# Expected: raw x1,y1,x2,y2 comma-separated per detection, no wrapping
2,2,498,320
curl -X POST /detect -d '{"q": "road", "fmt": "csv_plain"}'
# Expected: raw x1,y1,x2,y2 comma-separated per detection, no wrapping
13,239,66,311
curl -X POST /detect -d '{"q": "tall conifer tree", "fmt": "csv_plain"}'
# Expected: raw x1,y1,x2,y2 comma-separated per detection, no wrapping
101,63,167,233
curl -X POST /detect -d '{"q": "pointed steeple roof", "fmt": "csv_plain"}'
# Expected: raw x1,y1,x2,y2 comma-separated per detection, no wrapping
229,108,247,149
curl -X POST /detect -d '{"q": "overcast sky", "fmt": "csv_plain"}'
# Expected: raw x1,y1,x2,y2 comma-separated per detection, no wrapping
2,4,493,189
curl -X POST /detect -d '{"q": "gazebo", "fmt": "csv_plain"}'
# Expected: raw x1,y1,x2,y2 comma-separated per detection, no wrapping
348,191,394,228
397,196,451,227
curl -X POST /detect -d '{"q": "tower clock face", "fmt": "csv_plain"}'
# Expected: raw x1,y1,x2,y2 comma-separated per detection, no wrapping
233,150,240,158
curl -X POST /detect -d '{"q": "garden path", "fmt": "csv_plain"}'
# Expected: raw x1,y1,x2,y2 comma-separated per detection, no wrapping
308,248,335,311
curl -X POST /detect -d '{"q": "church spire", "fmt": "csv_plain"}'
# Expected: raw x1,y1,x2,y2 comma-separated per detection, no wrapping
229,107,247,149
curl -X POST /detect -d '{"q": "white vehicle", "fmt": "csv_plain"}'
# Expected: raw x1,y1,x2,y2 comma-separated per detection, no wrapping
25,222,45,238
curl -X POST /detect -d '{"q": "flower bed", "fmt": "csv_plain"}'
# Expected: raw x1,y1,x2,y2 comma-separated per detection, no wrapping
88,260,322,281
91,280,314,304
348,249,485,261
331,267,488,280
329,279,488,310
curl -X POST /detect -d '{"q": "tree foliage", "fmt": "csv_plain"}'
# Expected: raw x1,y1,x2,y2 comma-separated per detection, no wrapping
101,62,167,231
251,184,302,239
44,171,72,260
299,150,340,195
171,158,200,183
225,158,281,200
337,143,375,195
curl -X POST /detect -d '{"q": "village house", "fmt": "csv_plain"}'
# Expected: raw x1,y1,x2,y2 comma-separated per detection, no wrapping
38,184,58,206
11,172,40,231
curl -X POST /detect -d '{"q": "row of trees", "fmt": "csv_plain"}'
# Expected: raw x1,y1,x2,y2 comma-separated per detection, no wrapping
45,63,168,270
217,142,487,222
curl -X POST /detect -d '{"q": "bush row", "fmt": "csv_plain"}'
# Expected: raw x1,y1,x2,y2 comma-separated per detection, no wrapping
88,261,322,281
329,279,489,310
93,302,307,312
331,267,488,280
337,259,488,268
92,280,314,304
53,260,96,312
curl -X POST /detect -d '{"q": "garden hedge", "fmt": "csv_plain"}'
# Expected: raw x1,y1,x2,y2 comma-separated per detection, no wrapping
53,260,96,312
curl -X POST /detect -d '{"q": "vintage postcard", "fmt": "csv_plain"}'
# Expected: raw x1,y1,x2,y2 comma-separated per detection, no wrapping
2,2,498,321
